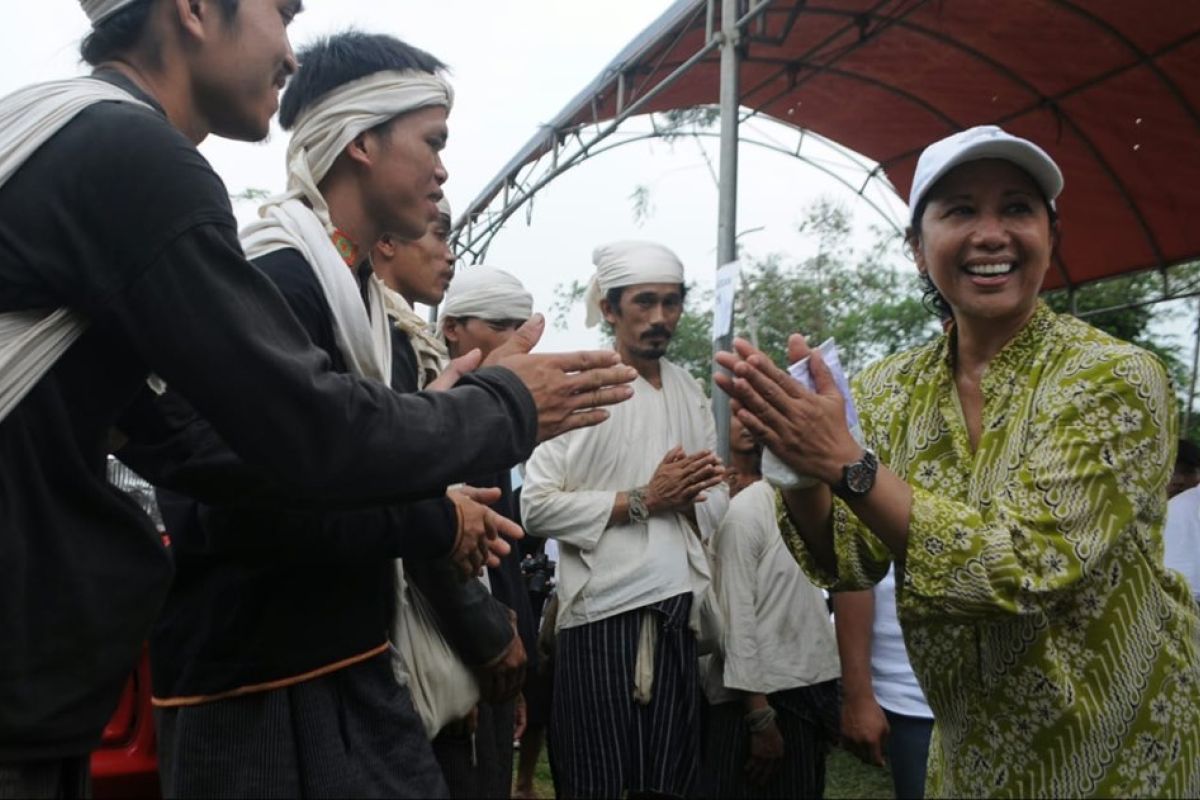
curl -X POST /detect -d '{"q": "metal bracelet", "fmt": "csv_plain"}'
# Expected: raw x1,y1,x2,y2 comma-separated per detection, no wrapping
627,486,651,524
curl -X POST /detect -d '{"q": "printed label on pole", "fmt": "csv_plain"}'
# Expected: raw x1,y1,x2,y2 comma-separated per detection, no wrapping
712,259,741,342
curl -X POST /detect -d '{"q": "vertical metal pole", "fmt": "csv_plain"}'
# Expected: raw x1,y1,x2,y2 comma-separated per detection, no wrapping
1186,297,1200,437
712,0,740,463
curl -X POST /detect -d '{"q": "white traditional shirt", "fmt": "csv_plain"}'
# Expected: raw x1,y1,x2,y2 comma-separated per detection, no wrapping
704,480,840,704
1164,485,1200,605
521,359,728,630
870,565,933,719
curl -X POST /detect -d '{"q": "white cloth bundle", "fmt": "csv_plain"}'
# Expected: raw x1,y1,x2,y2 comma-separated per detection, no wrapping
0,77,148,422
584,241,685,328
377,278,447,390
80,0,138,25
441,265,533,323
283,69,454,231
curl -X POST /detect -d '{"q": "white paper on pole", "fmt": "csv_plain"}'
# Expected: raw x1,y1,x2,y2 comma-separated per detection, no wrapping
712,259,741,341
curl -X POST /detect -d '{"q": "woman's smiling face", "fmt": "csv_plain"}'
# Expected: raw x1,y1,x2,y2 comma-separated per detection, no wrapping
914,158,1056,327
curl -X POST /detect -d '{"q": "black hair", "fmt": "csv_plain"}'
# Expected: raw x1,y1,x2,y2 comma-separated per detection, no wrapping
80,0,239,67
279,31,447,131
907,187,1060,322
1178,439,1200,471
603,284,689,316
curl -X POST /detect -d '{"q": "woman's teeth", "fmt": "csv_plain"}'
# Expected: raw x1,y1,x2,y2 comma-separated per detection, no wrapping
965,262,1014,276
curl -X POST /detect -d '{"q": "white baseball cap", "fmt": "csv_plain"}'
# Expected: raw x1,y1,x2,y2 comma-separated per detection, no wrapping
908,125,1064,223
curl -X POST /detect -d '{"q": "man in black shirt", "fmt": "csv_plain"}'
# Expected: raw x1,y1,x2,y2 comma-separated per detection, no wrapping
142,32,534,797
0,1,634,794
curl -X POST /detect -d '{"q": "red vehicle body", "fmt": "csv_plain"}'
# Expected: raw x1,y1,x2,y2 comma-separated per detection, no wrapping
94,461,165,797
90,646,160,799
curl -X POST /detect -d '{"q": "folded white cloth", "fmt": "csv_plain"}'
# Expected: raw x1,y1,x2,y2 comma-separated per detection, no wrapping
80,0,138,25
283,69,454,232
0,77,148,422
241,199,392,384
441,265,533,323
584,240,685,328
378,279,447,390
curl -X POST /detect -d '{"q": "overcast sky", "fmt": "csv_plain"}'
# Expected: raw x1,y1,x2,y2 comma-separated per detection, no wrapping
11,1,1185,362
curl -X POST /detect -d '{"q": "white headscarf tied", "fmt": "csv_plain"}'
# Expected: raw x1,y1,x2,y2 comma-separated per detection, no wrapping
284,69,454,232
80,0,138,25
238,69,453,385
584,241,685,328
441,266,533,324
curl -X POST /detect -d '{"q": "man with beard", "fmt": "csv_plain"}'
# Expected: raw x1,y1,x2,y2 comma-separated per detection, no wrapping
521,241,729,798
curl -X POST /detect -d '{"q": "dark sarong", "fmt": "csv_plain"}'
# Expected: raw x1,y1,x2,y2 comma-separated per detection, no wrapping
550,593,699,799
155,652,446,799
0,757,90,800
432,699,515,798
696,680,840,799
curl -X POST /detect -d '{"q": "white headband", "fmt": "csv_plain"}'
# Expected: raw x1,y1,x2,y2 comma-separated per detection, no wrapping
584,241,685,328
80,0,138,25
441,265,533,323
285,69,454,231
437,196,452,220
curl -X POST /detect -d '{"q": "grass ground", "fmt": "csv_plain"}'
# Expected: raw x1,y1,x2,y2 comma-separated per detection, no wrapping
514,744,895,798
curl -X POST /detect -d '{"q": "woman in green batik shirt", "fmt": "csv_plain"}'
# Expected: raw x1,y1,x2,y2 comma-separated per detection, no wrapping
716,125,1200,798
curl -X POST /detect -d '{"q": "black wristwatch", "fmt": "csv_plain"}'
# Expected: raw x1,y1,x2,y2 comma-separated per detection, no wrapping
835,449,878,499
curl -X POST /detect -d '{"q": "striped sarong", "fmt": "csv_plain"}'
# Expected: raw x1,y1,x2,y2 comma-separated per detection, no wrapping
550,593,699,798
696,681,840,799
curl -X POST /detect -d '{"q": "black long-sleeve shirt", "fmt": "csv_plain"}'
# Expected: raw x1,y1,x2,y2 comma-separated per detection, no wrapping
0,73,535,760
143,251,522,701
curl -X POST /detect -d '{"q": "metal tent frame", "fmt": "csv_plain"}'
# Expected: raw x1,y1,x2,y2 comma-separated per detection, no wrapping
450,0,1200,454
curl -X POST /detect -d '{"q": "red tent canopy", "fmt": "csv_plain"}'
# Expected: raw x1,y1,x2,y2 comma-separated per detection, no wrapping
460,0,1200,292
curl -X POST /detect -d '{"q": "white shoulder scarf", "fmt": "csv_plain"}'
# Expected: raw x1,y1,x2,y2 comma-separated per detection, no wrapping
0,77,149,422
241,200,392,384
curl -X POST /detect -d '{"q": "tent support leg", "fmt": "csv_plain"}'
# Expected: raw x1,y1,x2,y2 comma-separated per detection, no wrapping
713,0,741,463
1187,298,1200,439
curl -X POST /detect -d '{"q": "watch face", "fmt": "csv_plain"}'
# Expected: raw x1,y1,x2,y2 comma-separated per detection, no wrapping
845,461,875,495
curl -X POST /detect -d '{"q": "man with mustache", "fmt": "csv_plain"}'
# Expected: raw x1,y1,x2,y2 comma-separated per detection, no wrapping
521,241,729,798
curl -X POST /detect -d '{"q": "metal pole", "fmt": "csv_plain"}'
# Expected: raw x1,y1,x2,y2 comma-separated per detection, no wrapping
1186,297,1200,437
713,0,741,463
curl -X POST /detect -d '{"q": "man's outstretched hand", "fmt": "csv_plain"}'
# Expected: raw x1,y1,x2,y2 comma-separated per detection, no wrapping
485,314,638,443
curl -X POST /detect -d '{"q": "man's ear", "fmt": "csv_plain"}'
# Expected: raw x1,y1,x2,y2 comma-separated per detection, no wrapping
171,0,208,42
600,297,620,327
441,317,461,344
375,234,397,260
345,131,375,168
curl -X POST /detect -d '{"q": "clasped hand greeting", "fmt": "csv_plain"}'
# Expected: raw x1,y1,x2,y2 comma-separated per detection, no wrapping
645,446,726,514
714,334,861,484
715,334,913,567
